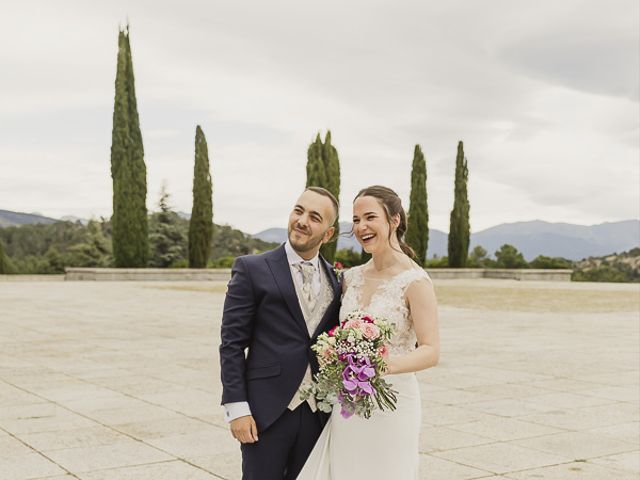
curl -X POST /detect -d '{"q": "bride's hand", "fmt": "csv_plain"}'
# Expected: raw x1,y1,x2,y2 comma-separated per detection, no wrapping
383,357,396,376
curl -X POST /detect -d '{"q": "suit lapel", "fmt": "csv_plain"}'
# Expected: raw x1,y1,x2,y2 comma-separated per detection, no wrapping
265,245,309,338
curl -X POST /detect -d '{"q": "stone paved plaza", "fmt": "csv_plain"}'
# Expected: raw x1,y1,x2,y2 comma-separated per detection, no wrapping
0,279,638,479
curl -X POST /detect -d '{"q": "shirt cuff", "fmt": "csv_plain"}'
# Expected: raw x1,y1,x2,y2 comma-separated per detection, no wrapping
224,401,252,423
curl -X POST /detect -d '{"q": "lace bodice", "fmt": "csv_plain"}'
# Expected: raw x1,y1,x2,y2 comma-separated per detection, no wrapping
339,264,431,355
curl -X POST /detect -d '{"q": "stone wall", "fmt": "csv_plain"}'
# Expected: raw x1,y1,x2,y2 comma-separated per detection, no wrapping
64,267,573,282
65,268,232,281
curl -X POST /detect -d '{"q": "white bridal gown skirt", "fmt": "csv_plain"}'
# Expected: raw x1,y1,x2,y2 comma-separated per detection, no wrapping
297,373,421,479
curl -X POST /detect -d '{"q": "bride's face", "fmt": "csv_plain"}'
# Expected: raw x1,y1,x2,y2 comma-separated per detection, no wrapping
352,195,395,255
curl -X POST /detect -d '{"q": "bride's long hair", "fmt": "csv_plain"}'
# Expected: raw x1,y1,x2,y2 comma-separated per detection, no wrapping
354,185,417,260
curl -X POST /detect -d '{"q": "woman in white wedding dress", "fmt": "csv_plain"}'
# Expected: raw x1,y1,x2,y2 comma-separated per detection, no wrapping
298,185,440,479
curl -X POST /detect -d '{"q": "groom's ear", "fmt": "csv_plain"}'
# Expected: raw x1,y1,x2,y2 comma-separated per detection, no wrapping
322,226,336,244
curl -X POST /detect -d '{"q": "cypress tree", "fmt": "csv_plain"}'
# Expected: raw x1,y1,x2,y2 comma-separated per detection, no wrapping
305,131,340,262
188,125,213,268
0,239,10,274
110,25,148,267
448,141,471,267
406,144,429,266
306,134,326,187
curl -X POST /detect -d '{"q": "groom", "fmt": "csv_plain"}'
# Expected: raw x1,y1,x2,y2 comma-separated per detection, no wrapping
220,187,342,480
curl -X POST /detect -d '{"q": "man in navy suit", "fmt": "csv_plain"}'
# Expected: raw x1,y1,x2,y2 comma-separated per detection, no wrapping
220,187,342,480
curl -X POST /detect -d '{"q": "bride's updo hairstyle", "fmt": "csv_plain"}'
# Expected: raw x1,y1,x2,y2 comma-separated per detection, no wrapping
354,185,417,260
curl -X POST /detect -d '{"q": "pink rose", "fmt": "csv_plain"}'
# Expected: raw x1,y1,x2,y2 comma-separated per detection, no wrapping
328,326,338,337
322,346,335,360
377,344,389,358
361,323,380,340
344,319,363,330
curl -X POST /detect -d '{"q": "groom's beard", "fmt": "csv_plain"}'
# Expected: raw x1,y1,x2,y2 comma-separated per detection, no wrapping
288,224,326,254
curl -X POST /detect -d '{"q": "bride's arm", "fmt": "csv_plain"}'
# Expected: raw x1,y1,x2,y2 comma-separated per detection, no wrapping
385,279,440,374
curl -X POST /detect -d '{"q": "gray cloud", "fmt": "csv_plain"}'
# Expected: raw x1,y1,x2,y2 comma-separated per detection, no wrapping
0,0,637,233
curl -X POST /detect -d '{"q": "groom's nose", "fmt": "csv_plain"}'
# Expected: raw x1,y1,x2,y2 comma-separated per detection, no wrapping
298,213,309,227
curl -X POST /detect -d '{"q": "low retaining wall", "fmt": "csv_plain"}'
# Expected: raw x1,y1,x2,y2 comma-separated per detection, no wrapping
428,268,573,281
65,268,232,281
65,267,573,282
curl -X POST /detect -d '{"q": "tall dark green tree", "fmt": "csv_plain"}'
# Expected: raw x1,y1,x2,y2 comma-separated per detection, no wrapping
306,131,340,262
406,144,429,265
0,239,12,274
110,25,148,267
448,141,470,267
189,125,213,268
150,183,186,268
306,134,326,187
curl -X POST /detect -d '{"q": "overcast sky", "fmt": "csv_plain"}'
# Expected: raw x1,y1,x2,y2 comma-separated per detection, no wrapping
1,0,638,234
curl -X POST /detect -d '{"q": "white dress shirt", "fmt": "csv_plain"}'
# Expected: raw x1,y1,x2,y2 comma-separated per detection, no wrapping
223,242,322,423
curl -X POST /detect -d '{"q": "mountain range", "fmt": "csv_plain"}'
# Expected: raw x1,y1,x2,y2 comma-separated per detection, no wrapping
254,220,639,261
1,209,637,261
0,210,59,228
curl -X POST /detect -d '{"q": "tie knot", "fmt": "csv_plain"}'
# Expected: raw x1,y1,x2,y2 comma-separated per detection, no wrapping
296,261,315,274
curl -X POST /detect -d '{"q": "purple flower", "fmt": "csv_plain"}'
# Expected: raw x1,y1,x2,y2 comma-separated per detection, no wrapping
357,366,375,381
343,378,358,392
359,381,374,395
340,405,354,418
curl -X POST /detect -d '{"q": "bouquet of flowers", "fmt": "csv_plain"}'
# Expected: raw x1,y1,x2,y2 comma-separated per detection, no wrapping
301,310,397,419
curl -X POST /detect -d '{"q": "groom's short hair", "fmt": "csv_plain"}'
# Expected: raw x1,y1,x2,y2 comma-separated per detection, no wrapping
305,186,339,223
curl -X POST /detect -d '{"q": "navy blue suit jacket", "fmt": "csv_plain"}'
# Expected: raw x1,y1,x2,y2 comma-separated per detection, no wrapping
219,244,341,432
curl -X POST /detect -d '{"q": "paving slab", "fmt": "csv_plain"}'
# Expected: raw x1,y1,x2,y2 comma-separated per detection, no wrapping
0,278,637,480
511,430,637,460
506,461,639,480
0,452,67,479
431,442,571,474
42,440,173,473
76,460,221,480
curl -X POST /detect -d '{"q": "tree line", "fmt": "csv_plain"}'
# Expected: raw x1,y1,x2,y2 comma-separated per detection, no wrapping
0,208,276,274
108,25,473,270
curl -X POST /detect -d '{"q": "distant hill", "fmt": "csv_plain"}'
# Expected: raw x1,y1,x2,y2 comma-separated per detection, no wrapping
254,223,450,253
470,220,639,260
0,210,59,228
254,220,640,261
573,247,640,282
3,207,637,262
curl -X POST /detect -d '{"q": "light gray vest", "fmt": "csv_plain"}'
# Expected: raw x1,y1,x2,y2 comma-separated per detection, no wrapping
288,264,334,410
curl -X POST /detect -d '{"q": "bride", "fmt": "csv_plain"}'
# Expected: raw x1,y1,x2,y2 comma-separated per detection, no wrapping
298,185,440,479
